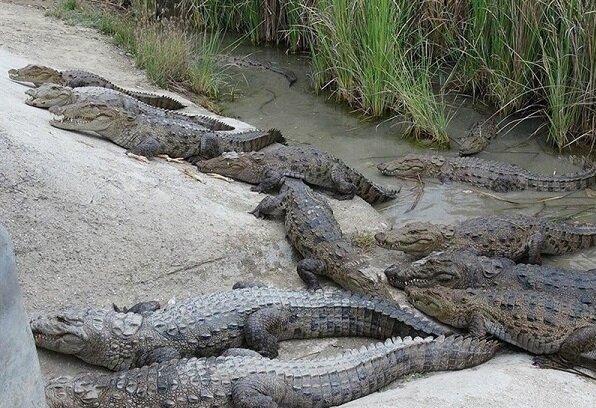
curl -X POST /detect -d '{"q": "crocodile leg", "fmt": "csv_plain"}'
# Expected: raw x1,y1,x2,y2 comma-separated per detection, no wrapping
468,312,489,337
252,169,284,193
200,134,222,159
127,136,162,160
244,306,292,358
527,232,545,265
330,164,356,200
297,258,326,291
250,195,286,219
557,325,596,367
134,346,182,367
232,374,307,408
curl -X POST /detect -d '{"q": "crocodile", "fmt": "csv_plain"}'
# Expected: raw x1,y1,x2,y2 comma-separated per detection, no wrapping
24,84,235,131
30,283,451,371
49,102,285,160
377,153,596,192
251,177,391,297
218,55,298,86
385,250,596,305
457,118,497,156
406,286,596,372
374,215,596,264
8,64,186,110
44,335,500,408
195,146,399,204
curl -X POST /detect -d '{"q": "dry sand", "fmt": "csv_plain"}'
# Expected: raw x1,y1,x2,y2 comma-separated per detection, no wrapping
0,2,594,406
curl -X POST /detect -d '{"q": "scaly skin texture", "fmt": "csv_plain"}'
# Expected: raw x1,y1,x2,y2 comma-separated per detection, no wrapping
45,335,500,408
220,55,298,86
375,215,596,264
48,102,284,160
377,153,596,192
406,287,596,370
386,250,596,305
8,64,186,110
30,284,451,371
458,118,497,156
24,84,234,130
195,147,399,204
251,178,390,297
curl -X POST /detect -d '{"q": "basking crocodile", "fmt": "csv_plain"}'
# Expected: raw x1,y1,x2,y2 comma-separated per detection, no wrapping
377,153,596,192
406,287,596,372
385,250,596,305
457,118,497,156
45,335,500,408
30,284,450,371
196,146,399,204
49,102,284,160
375,215,596,264
8,64,186,110
24,84,234,131
251,178,390,296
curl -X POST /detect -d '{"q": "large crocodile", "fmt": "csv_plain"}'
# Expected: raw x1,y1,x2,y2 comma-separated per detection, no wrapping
195,146,399,204
406,287,596,372
8,64,186,110
385,250,596,305
251,177,390,297
44,335,500,408
457,118,497,156
30,283,450,371
24,84,234,131
49,102,284,160
375,215,596,264
377,153,596,192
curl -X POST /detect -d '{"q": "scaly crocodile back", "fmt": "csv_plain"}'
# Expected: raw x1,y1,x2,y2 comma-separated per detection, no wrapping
45,336,500,408
62,69,186,110
446,157,595,192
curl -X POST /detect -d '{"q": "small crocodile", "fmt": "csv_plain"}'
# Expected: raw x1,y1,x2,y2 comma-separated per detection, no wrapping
196,146,399,204
49,102,284,160
385,250,596,305
8,64,186,110
219,55,298,86
375,215,596,264
45,335,500,408
30,284,450,371
406,286,596,372
24,84,234,131
251,177,390,297
377,153,596,192
457,118,497,156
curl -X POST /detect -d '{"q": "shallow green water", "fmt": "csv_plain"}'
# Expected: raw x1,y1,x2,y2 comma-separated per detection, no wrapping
221,45,596,271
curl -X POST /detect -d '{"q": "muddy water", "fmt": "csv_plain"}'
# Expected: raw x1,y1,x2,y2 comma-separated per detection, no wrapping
221,45,596,271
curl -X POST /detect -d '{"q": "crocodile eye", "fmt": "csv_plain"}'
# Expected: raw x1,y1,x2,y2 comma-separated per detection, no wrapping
435,273,453,282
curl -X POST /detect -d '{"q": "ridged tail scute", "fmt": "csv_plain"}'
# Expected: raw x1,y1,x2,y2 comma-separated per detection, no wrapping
528,166,596,192
349,169,400,204
191,115,235,131
111,83,186,110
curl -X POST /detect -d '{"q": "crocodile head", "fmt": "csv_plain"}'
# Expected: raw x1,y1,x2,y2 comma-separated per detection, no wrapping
405,286,473,328
49,102,134,132
45,374,108,408
195,151,268,181
377,154,446,177
375,222,455,255
30,308,143,371
386,250,504,289
8,64,64,86
458,118,497,156
25,83,73,108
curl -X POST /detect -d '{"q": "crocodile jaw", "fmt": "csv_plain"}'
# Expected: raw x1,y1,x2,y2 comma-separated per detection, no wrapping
30,312,89,355
49,113,111,132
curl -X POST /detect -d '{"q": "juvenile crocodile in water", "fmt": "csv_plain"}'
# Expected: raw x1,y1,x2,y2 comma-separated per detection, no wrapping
385,250,596,305
8,64,186,110
406,286,596,373
375,215,596,264
49,102,284,160
196,146,399,204
24,84,234,130
251,177,390,297
44,335,500,408
30,283,450,371
377,153,595,192
457,117,497,156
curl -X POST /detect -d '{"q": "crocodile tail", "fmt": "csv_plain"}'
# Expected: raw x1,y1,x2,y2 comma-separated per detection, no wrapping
220,128,286,153
350,170,399,204
110,84,186,110
528,166,596,192
190,115,235,131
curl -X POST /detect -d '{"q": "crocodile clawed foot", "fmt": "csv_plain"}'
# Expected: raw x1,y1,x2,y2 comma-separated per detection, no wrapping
126,152,150,163
157,154,186,164
250,185,265,193
533,356,596,379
